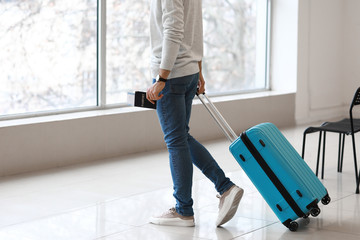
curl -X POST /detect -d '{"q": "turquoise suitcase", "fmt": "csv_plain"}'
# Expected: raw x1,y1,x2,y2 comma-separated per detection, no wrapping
197,94,331,231
230,123,330,231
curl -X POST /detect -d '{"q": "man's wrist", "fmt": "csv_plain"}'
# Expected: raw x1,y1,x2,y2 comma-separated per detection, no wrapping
156,74,167,83
159,69,171,79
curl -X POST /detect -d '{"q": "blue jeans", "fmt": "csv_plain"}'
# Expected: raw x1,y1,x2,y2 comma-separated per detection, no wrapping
156,73,234,216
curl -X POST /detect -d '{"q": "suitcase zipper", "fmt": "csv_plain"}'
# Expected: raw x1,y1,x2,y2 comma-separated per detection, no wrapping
240,132,305,218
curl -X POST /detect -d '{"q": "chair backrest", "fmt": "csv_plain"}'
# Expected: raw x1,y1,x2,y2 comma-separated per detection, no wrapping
351,87,360,109
350,87,360,121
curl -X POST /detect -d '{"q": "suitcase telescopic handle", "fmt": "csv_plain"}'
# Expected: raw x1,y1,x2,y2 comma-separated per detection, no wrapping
197,93,238,142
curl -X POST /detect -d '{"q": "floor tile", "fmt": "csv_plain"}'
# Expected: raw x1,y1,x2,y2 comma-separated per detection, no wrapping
310,198,360,235
98,226,205,240
0,212,133,240
236,221,360,240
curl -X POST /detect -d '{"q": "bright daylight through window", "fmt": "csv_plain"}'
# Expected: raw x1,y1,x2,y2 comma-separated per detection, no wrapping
0,0,270,117
106,0,270,103
0,0,97,116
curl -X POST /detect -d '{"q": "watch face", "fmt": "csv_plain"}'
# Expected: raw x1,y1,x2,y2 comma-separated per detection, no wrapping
156,75,166,82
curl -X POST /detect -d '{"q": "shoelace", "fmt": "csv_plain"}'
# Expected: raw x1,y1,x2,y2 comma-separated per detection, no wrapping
159,207,177,217
168,207,176,214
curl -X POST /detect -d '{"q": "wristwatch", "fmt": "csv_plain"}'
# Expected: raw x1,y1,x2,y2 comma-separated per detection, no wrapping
156,75,167,83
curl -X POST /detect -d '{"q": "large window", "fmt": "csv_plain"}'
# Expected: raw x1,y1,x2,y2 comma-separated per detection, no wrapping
106,0,270,103
0,0,97,116
202,0,269,94
0,0,270,118
106,0,150,105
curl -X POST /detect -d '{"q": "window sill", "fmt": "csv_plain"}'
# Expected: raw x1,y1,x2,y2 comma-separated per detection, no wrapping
0,89,295,128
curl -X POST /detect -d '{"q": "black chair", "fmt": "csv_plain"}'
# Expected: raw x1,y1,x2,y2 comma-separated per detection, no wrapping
301,87,360,194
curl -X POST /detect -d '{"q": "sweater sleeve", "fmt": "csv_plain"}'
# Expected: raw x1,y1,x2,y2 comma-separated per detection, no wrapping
160,0,184,71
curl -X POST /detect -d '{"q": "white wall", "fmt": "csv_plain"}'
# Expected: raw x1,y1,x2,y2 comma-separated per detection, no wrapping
296,0,360,124
343,0,360,103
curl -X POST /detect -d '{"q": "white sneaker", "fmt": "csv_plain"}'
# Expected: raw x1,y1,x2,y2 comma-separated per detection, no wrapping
216,185,244,227
149,208,195,227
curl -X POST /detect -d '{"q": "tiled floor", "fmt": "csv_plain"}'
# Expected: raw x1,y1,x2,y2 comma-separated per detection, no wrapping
0,124,359,239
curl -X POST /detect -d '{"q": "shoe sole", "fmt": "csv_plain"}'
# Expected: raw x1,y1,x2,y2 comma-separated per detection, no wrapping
216,187,244,227
149,217,195,227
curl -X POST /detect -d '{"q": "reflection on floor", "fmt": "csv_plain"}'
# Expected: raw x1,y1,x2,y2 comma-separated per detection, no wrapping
0,125,359,239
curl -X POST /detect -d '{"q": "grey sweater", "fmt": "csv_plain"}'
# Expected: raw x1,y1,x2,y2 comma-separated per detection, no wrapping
150,0,203,79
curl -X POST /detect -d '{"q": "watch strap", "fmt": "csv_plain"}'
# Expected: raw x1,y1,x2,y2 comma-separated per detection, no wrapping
156,75,167,82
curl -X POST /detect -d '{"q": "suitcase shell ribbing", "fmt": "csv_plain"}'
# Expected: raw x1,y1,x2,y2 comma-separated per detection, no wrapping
229,123,329,228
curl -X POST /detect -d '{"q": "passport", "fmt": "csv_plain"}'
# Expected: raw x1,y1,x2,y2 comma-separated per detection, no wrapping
127,91,157,109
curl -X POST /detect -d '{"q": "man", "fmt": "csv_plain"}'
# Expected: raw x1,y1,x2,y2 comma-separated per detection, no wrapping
146,0,244,227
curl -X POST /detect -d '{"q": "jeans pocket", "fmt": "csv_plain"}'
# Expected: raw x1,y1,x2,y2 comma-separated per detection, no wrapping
170,83,187,95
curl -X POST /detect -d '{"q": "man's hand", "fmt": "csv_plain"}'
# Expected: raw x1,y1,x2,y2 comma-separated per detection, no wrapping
197,72,205,94
146,81,166,104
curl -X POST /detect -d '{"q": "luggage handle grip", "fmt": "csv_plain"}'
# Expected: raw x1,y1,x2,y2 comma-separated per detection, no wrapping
197,93,238,142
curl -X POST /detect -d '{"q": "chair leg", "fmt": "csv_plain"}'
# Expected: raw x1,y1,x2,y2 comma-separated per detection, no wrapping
321,132,326,180
358,171,360,194
316,131,322,177
351,133,359,194
302,132,307,159
338,134,342,172
340,134,345,172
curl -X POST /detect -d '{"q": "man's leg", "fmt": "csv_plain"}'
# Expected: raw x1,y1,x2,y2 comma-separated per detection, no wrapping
187,135,234,194
155,75,196,217
183,79,244,226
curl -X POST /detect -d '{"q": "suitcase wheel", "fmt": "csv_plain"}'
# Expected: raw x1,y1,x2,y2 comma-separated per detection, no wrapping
321,195,331,205
288,221,299,232
310,207,321,217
